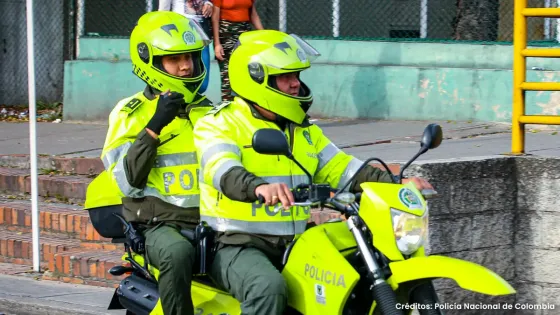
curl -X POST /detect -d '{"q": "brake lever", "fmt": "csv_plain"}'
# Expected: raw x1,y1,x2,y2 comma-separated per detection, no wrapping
272,201,316,213
325,198,351,213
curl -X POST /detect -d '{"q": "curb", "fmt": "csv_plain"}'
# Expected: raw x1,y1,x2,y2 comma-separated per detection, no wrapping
0,155,103,176
0,298,112,315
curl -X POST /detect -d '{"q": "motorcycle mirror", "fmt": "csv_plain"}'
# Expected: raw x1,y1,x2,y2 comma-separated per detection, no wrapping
251,128,314,184
420,123,443,151
252,129,292,157
398,123,443,183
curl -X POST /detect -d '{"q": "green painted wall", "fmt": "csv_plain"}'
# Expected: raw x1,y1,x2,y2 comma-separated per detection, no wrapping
63,37,560,122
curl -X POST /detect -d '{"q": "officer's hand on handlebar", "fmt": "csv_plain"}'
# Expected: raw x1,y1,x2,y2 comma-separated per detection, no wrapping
402,177,433,191
146,90,185,135
255,183,295,210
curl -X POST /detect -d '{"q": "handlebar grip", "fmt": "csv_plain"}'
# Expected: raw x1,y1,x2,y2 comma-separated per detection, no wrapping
257,194,265,204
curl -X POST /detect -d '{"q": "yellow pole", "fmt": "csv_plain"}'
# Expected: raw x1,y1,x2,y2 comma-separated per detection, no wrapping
512,0,528,154
519,115,560,125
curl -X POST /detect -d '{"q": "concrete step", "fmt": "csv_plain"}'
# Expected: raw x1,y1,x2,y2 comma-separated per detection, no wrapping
0,167,92,202
0,154,104,175
0,261,34,275
0,226,81,267
0,199,111,242
44,247,125,288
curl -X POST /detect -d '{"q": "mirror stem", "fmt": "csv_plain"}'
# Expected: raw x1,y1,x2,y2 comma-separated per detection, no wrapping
287,153,314,185
398,146,428,183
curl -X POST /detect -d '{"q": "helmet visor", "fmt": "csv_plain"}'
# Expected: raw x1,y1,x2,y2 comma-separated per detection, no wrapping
188,19,212,46
151,19,211,53
250,34,321,74
290,34,321,62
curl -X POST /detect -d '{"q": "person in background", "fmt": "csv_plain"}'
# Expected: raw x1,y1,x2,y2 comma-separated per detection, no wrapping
212,0,263,101
159,0,213,94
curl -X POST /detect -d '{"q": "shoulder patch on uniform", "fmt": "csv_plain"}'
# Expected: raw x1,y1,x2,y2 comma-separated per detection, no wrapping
302,130,313,145
120,98,143,114
206,101,231,116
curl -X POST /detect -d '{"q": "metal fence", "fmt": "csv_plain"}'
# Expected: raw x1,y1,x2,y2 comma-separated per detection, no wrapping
76,0,560,43
0,0,73,107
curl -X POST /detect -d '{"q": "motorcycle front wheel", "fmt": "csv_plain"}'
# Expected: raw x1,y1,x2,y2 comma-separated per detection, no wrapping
409,281,444,315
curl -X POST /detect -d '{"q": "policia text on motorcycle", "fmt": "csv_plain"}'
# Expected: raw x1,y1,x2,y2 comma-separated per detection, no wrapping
86,11,214,315
193,29,433,314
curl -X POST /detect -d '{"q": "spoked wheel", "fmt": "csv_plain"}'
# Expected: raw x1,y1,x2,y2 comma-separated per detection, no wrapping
409,282,444,315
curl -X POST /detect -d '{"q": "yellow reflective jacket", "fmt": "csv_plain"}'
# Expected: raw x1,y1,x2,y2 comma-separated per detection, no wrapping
84,90,212,213
193,97,363,238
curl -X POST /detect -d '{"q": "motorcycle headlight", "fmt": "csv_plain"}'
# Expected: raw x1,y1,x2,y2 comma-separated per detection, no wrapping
390,207,428,255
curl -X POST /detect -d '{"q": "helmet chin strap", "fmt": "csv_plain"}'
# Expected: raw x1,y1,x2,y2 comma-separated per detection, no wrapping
274,114,288,129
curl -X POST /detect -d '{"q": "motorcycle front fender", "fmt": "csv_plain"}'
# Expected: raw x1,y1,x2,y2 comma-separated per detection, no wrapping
386,255,516,296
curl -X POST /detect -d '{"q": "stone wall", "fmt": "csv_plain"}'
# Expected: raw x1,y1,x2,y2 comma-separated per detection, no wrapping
406,156,560,315
515,157,560,315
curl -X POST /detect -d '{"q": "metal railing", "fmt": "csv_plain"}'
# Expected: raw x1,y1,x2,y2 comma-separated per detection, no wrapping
512,0,560,154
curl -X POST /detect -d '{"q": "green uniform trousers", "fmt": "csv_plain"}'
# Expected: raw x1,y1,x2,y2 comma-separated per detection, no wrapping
144,223,196,315
209,245,288,315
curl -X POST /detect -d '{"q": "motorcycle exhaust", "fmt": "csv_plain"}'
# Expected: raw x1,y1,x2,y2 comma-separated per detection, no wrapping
115,274,159,315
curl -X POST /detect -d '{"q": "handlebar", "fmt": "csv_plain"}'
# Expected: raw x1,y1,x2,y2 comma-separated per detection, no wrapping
255,155,398,215
257,196,319,207
257,183,331,203
257,183,358,215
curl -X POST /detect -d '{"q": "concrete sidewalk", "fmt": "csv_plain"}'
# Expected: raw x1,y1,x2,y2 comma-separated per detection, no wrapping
1,119,559,162
0,264,123,315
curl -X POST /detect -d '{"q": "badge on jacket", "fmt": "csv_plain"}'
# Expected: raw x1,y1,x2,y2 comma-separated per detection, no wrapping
303,130,313,145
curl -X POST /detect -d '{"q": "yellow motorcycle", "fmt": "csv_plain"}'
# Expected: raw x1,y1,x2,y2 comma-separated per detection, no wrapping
88,123,515,315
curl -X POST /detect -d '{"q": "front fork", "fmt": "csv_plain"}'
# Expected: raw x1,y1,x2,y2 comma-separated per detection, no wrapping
347,215,403,315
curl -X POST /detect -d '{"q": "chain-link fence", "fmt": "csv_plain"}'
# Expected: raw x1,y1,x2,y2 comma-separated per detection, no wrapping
3,0,560,107
78,0,154,38
76,0,560,44
262,0,558,43
0,0,73,108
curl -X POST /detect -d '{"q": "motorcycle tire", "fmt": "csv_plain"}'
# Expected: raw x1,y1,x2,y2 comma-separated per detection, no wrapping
372,282,405,315
125,311,137,315
410,282,444,315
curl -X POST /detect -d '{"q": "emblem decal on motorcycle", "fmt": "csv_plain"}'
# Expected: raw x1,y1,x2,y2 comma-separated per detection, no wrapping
398,188,423,209
315,283,326,304
303,130,313,145
305,263,346,288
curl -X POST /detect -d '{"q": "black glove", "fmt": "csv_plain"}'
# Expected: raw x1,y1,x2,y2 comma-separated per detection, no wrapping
146,91,185,135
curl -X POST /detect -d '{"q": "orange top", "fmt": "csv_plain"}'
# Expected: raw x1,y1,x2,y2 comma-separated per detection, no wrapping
214,0,254,22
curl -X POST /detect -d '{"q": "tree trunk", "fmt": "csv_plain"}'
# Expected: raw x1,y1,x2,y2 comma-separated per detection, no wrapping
453,0,500,41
